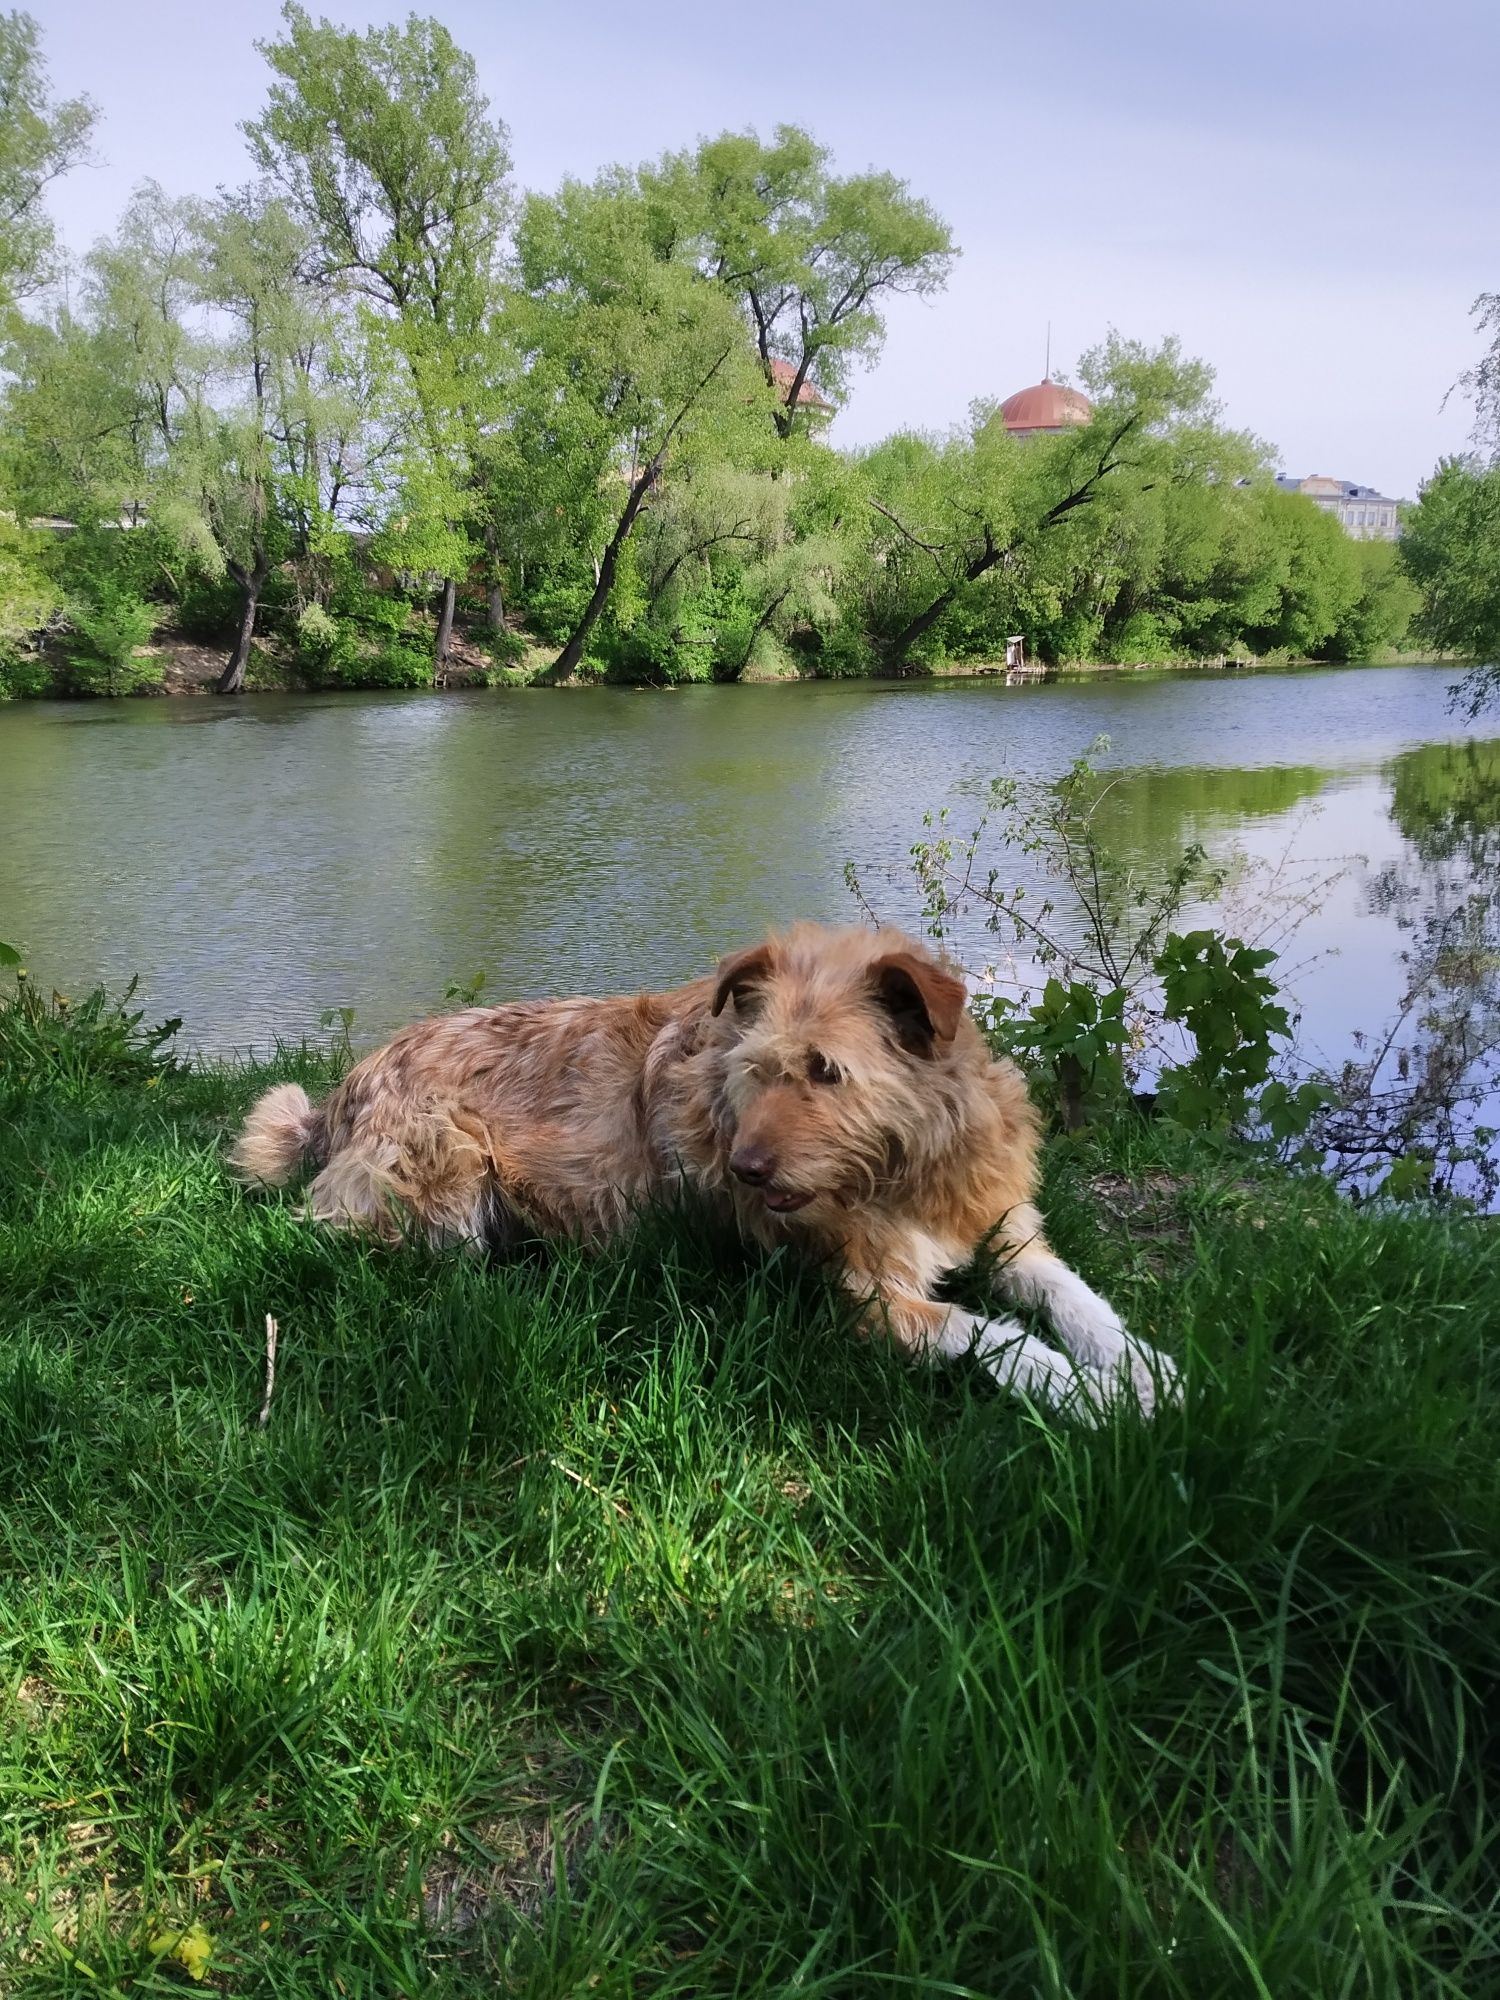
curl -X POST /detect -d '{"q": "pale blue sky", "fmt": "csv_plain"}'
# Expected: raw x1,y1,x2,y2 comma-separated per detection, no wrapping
33,0,1500,498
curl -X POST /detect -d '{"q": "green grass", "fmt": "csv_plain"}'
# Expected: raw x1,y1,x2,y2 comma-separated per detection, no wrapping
1,1004,1498,1996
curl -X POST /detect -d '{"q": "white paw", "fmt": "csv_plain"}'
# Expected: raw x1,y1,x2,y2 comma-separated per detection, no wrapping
976,1330,1104,1427
1104,1340,1180,1418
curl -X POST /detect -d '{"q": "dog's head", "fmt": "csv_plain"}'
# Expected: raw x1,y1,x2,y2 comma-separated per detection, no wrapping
708,925,970,1216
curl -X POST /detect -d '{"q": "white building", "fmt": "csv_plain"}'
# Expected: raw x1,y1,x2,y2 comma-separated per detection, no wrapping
1275,475,1399,540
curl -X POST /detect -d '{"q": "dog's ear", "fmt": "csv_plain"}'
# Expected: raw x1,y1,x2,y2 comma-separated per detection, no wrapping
711,942,777,1019
870,951,967,1055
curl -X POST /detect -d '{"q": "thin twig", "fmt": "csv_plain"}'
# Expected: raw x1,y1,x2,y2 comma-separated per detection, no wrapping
549,1458,630,1521
502,1451,629,1521
257,1313,279,1428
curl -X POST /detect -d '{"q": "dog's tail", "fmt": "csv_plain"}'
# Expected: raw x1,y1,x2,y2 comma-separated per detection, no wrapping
229,1083,327,1188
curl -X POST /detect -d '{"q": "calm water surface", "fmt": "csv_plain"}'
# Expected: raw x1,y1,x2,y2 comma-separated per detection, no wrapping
1,666,1495,1087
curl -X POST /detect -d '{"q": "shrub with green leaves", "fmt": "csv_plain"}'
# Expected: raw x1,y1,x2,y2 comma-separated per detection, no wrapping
0,648,53,698
989,977,1131,1131
65,586,161,695
0,968,180,1101
293,600,433,689
1153,930,1290,1130
0,517,60,694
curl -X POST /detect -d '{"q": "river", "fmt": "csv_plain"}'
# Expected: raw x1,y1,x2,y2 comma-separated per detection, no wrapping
3,668,1497,1134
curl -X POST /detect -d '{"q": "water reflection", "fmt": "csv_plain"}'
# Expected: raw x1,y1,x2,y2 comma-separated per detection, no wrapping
1330,740,1500,1202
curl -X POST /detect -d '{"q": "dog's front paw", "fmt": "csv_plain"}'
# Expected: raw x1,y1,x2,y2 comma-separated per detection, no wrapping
1112,1340,1180,1417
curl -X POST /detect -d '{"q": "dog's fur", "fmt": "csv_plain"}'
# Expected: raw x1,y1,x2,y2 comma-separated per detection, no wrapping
230,924,1175,1414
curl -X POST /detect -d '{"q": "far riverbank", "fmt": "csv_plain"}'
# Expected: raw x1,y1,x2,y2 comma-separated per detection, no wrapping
4,630,1442,700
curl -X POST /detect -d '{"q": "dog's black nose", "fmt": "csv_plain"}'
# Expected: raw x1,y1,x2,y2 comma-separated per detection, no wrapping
730,1145,775,1186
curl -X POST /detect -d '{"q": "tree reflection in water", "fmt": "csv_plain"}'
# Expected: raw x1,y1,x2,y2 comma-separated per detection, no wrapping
1324,740,1500,1204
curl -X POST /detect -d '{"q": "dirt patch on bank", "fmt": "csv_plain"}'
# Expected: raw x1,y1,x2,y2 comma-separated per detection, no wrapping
141,634,245,693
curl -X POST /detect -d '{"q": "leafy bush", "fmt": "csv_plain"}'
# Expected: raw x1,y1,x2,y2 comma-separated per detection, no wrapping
851,741,1339,1153
1153,930,1290,1130
0,649,54,698
0,963,180,1101
293,600,356,680
65,586,161,695
0,517,61,686
480,623,528,668
1103,610,1178,665
293,601,433,688
517,571,594,645
812,624,878,678
177,571,244,642
992,977,1130,1131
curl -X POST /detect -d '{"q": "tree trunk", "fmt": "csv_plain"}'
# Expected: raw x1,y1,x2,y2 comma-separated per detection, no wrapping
544,458,661,683
216,573,261,695
882,520,1017,670
545,535,628,683
434,576,457,674
883,585,961,671
728,588,791,682
483,526,505,632
544,344,735,685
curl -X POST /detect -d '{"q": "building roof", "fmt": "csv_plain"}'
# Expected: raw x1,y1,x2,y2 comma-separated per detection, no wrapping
999,378,1093,433
768,357,833,410
1276,475,1394,504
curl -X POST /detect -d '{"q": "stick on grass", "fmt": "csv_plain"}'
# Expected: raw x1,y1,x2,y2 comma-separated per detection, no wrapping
258,1312,279,1428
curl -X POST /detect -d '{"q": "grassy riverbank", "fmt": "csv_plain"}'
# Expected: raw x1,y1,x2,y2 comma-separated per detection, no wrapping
2,629,1436,701
3,1008,1498,1994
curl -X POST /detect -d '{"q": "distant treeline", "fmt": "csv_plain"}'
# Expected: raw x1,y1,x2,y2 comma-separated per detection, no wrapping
0,5,1458,700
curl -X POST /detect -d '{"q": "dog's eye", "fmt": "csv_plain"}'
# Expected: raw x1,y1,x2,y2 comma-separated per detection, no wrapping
806,1051,841,1086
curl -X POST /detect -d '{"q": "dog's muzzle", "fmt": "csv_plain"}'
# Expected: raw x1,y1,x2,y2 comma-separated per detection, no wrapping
730,1144,812,1212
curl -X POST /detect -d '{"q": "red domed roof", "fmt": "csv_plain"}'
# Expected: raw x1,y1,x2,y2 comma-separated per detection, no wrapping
999,379,1093,433
768,357,832,410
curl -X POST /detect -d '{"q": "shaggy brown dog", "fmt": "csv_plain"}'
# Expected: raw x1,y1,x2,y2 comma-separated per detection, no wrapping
230,924,1175,1415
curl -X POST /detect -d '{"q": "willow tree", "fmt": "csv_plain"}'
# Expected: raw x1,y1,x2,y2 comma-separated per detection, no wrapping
183,190,334,693
0,10,94,310
1401,459,1500,714
78,184,200,491
1400,292,1500,715
245,6,512,668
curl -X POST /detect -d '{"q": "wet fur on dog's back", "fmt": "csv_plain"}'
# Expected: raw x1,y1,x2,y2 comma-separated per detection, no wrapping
230,923,1175,1414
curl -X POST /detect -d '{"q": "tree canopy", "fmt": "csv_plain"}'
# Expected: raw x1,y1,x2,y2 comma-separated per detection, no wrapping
0,9,1421,699
0,10,94,310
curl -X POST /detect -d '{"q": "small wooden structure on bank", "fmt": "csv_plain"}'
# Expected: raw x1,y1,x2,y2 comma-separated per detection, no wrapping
1004,634,1049,684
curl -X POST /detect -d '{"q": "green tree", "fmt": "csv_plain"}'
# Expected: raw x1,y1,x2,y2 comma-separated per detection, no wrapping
514,170,759,683
0,308,147,522
0,514,56,692
1322,537,1418,662
1399,458,1500,712
1457,290,1500,461
79,182,202,507
862,336,1254,670
625,458,850,680
245,5,513,669
644,125,955,441
1238,486,1363,658
180,189,331,692
0,10,93,310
